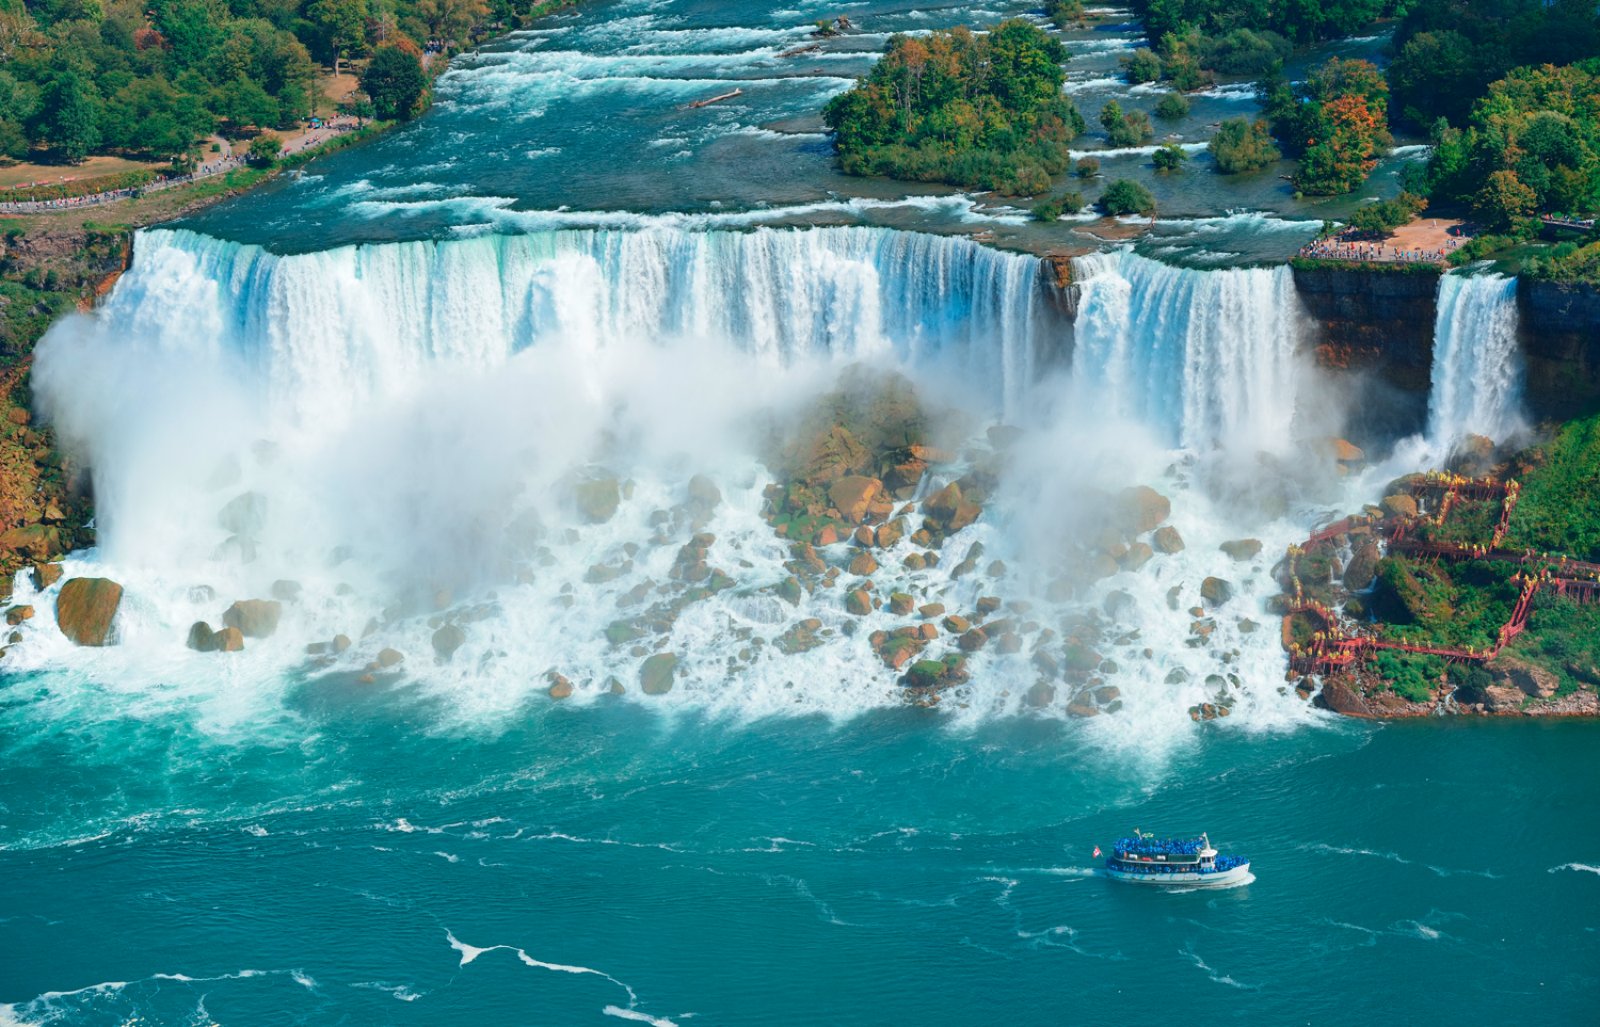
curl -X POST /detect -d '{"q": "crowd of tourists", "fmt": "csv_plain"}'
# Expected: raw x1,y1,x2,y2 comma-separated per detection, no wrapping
1114,836,1205,857
1298,234,1461,263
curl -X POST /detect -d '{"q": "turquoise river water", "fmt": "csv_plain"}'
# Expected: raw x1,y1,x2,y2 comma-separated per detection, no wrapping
2,1,1597,1024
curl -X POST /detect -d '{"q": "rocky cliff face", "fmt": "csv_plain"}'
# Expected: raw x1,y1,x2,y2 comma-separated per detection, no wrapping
1518,279,1600,421
1290,264,1442,440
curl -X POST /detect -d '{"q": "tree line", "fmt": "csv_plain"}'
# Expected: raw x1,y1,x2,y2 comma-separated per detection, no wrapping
0,0,575,168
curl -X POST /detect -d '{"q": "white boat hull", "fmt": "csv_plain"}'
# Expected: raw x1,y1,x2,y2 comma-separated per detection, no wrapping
1105,862,1252,887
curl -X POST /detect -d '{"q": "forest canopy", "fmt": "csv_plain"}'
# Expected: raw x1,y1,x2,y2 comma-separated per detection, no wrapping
0,0,570,166
822,19,1085,195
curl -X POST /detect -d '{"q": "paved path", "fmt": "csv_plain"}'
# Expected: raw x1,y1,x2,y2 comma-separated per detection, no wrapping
0,117,366,215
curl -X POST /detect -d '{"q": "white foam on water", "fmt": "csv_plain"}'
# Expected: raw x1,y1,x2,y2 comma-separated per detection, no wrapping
1069,141,1208,160
1181,944,1257,989
446,928,674,1022
19,223,1356,756
1549,862,1600,875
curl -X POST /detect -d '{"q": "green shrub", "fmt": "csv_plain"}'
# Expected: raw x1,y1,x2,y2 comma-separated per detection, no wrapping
1100,100,1153,147
1074,156,1100,178
1100,178,1156,216
1033,191,1085,220
1154,92,1189,120
1370,651,1443,703
1121,48,1162,84
1208,117,1280,173
1152,142,1188,171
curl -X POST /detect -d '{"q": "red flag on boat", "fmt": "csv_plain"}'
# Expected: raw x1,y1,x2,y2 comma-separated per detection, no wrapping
1093,846,1102,858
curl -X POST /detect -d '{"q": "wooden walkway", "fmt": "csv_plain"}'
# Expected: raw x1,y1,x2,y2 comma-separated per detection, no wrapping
1284,474,1600,675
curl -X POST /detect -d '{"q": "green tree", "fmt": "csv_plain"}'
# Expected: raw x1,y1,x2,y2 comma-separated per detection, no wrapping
822,20,1084,191
213,74,278,133
1100,100,1153,147
1476,169,1538,230
1100,178,1155,215
307,0,369,72
1154,91,1188,120
1152,141,1188,170
247,131,282,165
1121,48,1161,84
36,69,100,162
361,43,426,120
1208,116,1279,173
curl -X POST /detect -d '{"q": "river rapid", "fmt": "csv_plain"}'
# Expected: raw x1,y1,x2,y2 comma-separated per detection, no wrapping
1,1,1595,1023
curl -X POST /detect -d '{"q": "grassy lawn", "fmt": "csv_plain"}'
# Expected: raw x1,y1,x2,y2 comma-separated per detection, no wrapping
0,154,168,189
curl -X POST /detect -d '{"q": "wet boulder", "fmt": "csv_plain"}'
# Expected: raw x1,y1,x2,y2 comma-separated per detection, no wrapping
223,599,282,639
1200,577,1234,608
829,476,883,524
1380,494,1418,519
55,577,123,647
640,652,678,695
217,491,268,536
1117,486,1170,534
573,473,622,524
1152,526,1185,553
433,623,467,660
1219,539,1262,562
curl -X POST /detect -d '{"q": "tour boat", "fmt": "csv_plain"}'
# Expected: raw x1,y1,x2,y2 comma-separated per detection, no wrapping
1100,832,1251,887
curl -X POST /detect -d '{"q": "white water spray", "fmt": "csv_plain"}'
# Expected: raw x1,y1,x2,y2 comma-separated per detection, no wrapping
1425,270,1525,451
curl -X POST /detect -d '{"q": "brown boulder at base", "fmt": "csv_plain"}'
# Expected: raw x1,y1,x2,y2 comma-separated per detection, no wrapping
223,599,283,638
1200,577,1233,607
548,672,574,699
829,476,883,524
1380,494,1418,519
1315,677,1372,716
55,578,123,647
1024,681,1055,708
215,626,245,651
1344,538,1381,590
433,623,467,659
574,474,622,523
1219,539,1262,562
31,563,63,591
848,551,879,577
1118,486,1170,534
187,621,218,652
640,652,678,695
1327,438,1365,463
1488,654,1559,699
1152,525,1185,553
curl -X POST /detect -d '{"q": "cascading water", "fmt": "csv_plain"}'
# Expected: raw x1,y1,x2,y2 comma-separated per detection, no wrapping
89,226,1047,423
1068,249,1307,454
19,225,1325,742
1425,270,1526,452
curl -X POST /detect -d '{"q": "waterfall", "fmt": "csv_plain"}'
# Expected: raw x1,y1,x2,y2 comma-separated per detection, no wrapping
89,226,1048,423
20,226,1324,734
1426,270,1525,450
1068,249,1306,453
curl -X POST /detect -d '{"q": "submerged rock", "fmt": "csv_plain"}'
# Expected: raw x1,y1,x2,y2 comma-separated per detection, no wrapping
1219,539,1262,562
56,577,123,646
573,473,622,523
217,491,268,536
